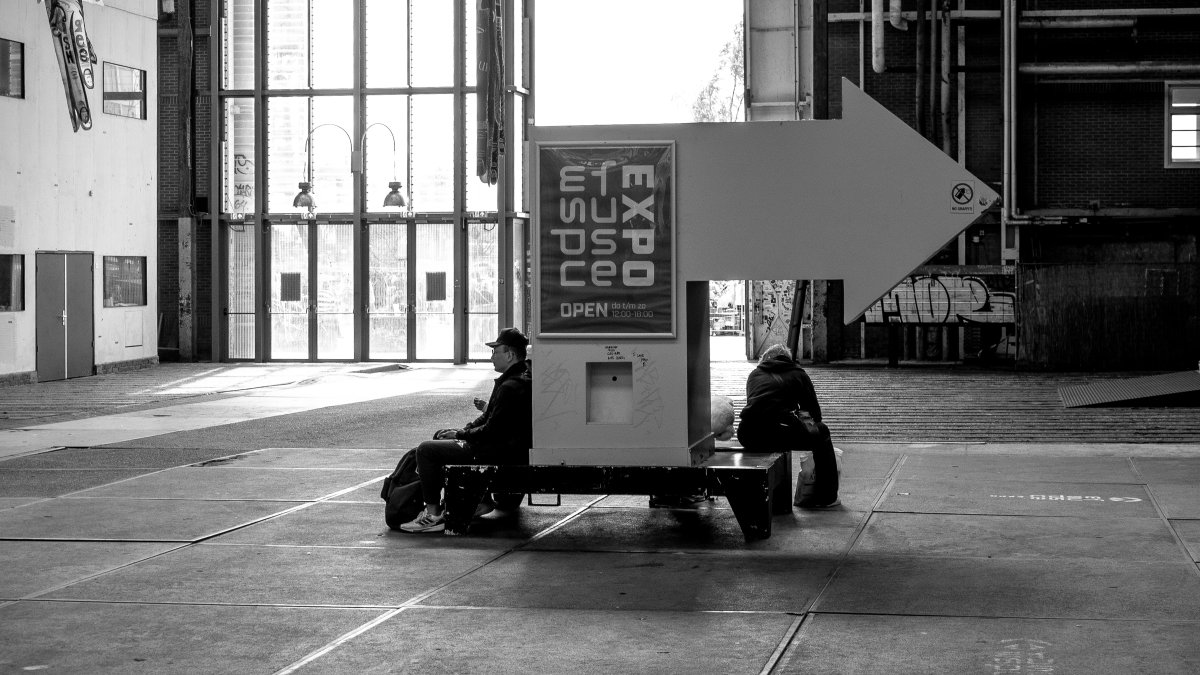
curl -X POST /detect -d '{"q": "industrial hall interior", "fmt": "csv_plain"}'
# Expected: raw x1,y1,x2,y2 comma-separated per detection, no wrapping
0,0,1197,380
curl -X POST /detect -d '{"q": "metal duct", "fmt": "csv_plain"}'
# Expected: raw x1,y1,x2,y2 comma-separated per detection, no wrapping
873,0,886,73
1020,61,1200,75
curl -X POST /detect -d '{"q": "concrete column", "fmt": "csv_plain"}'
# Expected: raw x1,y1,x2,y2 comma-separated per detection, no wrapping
810,279,844,363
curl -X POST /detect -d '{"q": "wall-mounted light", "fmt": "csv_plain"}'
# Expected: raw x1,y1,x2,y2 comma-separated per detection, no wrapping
292,122,406,214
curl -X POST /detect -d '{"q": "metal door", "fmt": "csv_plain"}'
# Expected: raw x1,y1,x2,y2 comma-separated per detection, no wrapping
267,221,356,360
35,252,93,381
367,221,456,361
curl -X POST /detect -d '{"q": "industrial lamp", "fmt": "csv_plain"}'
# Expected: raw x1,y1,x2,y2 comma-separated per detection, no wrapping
363,122,407,208
292,123,353,214
292,122,407,213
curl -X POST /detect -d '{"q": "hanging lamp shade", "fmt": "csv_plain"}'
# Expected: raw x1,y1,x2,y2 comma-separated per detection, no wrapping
293,181,316,210
383,181,406,207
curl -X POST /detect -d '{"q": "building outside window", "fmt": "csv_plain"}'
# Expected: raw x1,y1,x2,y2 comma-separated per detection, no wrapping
0,254,23,311
1166,82,1200,166
102,62,146,119
103,256,147,307
0,37,23,99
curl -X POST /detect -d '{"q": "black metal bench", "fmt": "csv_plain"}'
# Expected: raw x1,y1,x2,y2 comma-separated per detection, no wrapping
443,451,792,541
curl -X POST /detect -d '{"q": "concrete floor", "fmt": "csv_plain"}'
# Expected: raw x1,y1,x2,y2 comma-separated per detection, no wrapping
1,360,1199,673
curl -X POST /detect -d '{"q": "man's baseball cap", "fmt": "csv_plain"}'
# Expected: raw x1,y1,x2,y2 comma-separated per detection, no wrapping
485,327,529,349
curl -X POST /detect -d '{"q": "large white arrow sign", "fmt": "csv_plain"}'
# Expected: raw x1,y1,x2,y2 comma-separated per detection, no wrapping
529,79,998,324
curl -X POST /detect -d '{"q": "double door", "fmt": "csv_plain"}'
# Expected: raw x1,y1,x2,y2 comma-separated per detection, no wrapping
265,220,455,360
35,252,93,381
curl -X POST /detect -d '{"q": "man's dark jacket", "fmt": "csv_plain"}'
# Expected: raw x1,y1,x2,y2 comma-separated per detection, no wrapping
736,355,823,449
455,360,532,462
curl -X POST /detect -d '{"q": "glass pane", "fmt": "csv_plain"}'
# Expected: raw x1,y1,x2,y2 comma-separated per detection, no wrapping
465,0,478,88
410,0,454,87
1172,130,1197,148
468,222,498,312
310,97,354,213
102,63,145,119
267,0,308,89
512,218,526,334
366,0,408,88
270,222,310,359
467,96,499,212
410,95,454,211
1172,87,1200,107
103,256,147,307
310,0,352,89
267,97,307,213
467,221,498,359
369,223,408,359
415,222,453,359
1174,114,1198,131
514,3,525,89
267,97,354,214
317,223,354,359
222,0,255,89
365,96,411,213
222,97,255,215
513,94,525,212
468,314,498,360
0,38,25,99
227,223,256,358
0,254,24,311
1172,147,1199,161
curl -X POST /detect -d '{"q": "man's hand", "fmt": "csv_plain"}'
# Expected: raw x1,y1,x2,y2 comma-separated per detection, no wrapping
434,428,461,440
473,397,487,411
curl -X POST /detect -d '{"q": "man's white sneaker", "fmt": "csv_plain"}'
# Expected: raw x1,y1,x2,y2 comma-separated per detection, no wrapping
399,511,445,533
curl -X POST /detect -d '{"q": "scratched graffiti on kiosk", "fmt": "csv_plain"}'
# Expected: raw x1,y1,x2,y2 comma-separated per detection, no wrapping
630,351,663,428
988,638,1055,673
537,359,577,430
865,275,1015,324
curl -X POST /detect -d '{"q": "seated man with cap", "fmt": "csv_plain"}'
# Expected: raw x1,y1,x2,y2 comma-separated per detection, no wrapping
400,327,533,534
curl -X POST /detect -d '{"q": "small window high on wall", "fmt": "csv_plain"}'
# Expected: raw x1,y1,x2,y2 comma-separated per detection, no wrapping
0,38,23,99
103,62,146,120
103,256,147,307
0,254,23,311
1166,83,1200,167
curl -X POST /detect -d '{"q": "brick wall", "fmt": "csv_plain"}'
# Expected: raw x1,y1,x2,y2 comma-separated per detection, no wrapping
1029,83,1200,210
824,1,1199,211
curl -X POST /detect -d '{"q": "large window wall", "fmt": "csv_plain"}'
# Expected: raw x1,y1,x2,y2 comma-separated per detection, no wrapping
213,0,528,361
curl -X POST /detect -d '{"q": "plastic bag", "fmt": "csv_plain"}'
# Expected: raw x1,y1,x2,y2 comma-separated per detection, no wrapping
794,447,843,506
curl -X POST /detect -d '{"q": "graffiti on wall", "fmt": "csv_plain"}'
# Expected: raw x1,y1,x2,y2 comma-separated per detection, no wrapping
749,279,798,358
228,154,254,214
864,274,1015,324
42,0,98,132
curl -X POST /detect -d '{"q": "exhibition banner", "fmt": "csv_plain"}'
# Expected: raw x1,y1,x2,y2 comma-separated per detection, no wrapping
537,143,675,337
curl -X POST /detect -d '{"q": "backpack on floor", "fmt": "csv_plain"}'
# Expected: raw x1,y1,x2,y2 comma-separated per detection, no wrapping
381,448,423,530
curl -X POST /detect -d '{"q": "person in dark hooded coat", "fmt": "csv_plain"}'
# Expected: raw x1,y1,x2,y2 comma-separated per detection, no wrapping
736,344,839,507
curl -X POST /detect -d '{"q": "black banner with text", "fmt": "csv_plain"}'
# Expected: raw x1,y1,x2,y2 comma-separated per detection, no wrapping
537,144,674,337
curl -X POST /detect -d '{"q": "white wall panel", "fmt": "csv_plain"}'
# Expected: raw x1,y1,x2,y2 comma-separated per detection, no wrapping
0,0,157,375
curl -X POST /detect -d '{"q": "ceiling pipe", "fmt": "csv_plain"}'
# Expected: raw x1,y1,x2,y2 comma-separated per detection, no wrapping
872,0,886,73
890,0,908,30
1020,61,1200,75
1019,17,1135,29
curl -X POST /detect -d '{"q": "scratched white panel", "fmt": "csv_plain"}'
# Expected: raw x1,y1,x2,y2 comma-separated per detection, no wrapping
0,205,14,249
124,310,143,347
0,317,14,367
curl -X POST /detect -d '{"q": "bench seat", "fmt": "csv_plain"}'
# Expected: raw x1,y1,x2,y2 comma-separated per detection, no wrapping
443,451,792,541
